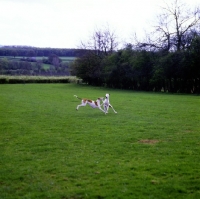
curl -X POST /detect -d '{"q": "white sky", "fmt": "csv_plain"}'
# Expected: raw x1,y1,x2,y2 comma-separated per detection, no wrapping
0,0,199,49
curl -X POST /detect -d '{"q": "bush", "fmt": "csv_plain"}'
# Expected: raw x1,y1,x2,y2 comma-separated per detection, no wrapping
0,77,7,84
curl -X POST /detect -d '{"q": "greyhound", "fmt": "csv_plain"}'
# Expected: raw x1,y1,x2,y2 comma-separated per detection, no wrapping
102,93,117,114
74,95,105,113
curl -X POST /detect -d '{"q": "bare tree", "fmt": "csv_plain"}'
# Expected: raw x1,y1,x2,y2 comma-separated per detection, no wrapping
137,0,200,52
72,26,118,85
80,26,118,57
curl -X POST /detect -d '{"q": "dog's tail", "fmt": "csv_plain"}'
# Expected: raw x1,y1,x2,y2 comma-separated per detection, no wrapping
74,95,82,100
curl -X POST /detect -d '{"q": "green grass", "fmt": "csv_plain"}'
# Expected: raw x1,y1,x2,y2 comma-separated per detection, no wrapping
59,57,76,62
0,84,200,199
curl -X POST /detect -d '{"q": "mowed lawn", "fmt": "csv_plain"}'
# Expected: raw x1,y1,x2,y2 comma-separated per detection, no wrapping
0,84,200,199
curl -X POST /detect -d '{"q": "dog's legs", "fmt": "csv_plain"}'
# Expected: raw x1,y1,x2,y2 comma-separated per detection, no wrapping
76,101,87,110
103,104,109,114
106,105,109,113
109,104,117,113
98,106,106,113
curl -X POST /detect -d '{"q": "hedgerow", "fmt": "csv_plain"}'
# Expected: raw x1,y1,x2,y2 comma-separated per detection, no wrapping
0,75,80,84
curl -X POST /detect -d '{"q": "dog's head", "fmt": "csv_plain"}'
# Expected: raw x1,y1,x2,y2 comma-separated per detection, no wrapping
105,93,110,99
98,97,104,101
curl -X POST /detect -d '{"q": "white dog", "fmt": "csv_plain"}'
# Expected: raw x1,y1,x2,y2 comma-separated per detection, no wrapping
102,93,117,114
74,95,105,113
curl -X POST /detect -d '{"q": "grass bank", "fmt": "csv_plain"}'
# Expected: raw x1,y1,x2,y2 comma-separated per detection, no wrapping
0,84,200,198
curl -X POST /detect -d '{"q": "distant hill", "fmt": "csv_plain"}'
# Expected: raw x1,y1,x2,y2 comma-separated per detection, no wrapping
0,45,89,57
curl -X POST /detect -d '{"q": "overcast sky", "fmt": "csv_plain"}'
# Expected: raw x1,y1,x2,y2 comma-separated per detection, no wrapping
0,0,199,48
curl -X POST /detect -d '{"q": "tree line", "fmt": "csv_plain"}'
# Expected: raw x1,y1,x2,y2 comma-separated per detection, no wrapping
71,0,200,93
71,39,200,93
0,46,87,57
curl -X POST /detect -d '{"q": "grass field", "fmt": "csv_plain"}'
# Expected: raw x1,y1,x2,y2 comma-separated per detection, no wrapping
0,84,200,199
